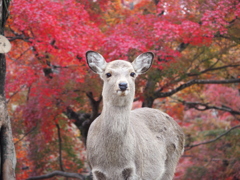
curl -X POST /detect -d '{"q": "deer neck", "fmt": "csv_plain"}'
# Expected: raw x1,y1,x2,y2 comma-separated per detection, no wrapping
101,97,133,138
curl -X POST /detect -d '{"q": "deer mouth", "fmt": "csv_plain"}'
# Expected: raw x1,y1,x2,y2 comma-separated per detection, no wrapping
116,89,129,96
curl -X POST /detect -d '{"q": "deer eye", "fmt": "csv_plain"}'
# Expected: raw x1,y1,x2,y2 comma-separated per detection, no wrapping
106,73,112,78
130,72,136,77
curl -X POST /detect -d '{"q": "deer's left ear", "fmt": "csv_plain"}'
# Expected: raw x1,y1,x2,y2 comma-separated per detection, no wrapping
132,52,154,74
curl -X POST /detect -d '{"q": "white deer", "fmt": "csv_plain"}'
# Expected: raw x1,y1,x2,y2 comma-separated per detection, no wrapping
86,51,185,180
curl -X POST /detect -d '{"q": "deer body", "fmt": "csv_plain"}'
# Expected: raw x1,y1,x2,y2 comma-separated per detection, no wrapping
86,52,185,180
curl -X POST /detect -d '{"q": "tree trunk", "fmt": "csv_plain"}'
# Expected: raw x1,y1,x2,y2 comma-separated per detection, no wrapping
142,96,154,108
0,0,16,179
65,92,102,145
141,69,161,108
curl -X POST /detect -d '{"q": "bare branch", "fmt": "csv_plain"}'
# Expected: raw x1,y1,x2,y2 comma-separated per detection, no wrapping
6,48,32,64
179,100,240,115
154,78,240,98
56,123,64,172
186,64,240,76
185,125,240,151
14,125,37,145
6,85,26,103
26,170,86,180
7,35,30,42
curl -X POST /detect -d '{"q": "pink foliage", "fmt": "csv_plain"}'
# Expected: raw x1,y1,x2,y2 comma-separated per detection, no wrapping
201,0,240,35
205,84,240,111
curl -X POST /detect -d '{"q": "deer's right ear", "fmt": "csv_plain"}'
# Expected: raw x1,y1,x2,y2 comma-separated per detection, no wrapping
86,51,107,74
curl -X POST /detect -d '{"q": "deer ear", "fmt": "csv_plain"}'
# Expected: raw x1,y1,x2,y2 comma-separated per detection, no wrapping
132,52,154,74
86,51,107,74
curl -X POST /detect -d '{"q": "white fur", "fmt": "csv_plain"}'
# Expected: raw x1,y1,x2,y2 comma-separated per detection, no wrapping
86,51,185,180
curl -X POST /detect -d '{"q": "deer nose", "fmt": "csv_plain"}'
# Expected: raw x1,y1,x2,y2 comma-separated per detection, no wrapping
119,82,128,91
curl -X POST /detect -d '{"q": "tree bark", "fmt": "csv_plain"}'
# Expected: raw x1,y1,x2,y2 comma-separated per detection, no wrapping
0,0,16,179
142,69,161,108
0,57,16,180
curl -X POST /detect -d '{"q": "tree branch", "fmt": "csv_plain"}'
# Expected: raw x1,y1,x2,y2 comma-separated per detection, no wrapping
65,107,91,145
6,85,26,103
179,100,240,115
26,170,86,180
86,92,102,121
186,64,240,76
176,42,189,52
154,78,240,98
7,35,30,42
14,125,37,145
185,124,240,151
56,123,64,172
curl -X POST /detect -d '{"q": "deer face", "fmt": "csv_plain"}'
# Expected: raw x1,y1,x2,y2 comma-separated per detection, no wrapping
101,60,136,97
86,51,154,106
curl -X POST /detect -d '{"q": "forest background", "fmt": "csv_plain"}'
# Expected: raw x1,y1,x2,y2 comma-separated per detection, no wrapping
2,0,240,179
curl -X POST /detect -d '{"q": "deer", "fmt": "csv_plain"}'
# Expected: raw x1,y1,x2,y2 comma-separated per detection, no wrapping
85,51,185,180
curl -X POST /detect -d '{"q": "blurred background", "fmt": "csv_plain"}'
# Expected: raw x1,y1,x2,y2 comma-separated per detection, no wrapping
4,0,240,179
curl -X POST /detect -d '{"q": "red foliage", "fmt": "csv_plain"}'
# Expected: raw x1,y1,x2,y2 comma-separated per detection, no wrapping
5,0,240,178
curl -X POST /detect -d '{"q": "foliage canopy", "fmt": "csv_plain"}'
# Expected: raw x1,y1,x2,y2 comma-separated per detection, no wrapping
4,0,240,179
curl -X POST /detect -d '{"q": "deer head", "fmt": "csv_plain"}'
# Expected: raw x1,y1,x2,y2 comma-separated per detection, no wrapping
86,51,154,107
